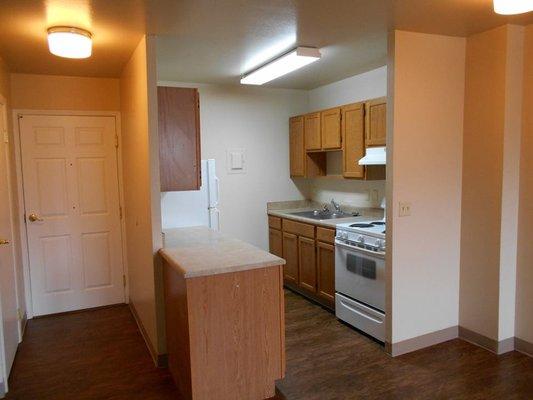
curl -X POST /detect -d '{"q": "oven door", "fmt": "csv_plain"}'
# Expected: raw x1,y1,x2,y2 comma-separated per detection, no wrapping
335,240,385,312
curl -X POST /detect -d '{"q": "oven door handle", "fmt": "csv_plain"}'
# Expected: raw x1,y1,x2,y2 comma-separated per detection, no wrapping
335,239,385,259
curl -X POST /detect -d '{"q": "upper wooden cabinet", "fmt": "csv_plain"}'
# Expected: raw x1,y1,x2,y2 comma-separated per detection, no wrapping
321,108,342,150
158,86,201,191
289,116,305,177
342,103,365,179
365,97,387,147
304,112,321,151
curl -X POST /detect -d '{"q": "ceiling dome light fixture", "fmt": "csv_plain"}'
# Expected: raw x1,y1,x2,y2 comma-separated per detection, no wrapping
47,26,92,59
494,0,533,15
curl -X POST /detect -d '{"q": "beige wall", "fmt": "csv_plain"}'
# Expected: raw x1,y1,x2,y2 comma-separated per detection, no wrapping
390,31,465,343
11,73,120,111
459,25,523,342
516,24,533,344
0,55,26,329
120,36,164,359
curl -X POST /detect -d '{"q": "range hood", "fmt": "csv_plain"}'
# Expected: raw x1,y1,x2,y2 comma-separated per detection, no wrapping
358,146,386,166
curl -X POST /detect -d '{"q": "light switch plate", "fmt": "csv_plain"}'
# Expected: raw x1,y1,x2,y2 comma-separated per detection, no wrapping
399,202,411,217
226,148,246,174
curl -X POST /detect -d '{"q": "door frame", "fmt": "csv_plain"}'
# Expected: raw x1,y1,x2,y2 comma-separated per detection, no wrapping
12,110,129,319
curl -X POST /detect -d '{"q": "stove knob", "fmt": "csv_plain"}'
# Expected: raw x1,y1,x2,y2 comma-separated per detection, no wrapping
341,232,347,239
375,239,382,249
357,235,365,244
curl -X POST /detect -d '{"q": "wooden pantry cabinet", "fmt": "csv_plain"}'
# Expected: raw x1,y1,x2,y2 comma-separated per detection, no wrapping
341,103,365,179
268,216,335,310
158,86,201,191
289,116,305,177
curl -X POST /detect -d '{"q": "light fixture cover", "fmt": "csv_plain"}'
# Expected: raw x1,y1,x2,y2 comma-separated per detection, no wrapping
494,0,533,15
241,47,321,85
47,26,92,59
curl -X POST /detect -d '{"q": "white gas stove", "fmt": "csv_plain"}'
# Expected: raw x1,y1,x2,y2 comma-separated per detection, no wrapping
334,219,386,342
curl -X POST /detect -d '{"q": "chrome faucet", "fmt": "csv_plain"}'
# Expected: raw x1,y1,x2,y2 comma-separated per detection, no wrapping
331,198,342,213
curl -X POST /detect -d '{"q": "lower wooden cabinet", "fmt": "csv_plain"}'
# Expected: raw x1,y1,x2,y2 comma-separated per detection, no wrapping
317,241,335,308
269,215,336,311
269,228,282,258
282,232,299,285
298,236,317,293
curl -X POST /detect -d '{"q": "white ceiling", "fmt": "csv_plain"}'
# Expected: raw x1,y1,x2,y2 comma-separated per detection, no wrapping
0,1,531,88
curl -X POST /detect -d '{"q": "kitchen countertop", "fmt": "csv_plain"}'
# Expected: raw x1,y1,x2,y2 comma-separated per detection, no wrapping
267,207,370,228
159,226,285,279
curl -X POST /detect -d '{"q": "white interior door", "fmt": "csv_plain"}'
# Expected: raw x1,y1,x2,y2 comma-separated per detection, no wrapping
0,100,18,390
19,115,125,316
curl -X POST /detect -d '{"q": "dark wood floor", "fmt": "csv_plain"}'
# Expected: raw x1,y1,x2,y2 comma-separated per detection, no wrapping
6,305,179,399
277,290,533,400
5,292,533,399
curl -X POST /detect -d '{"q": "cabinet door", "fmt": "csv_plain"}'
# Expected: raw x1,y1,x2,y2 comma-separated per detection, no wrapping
321,108,342,150
304,112,321,151
298,236,317,293
289,116,305,177
342,103,365,179
158,86,201,191
317,242,335,308
365,97,386,147
282,232,299,285
269,228,282,258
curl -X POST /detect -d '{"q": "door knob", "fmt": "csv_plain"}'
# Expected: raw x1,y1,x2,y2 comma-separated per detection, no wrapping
28,213,44,222
0,239,9,245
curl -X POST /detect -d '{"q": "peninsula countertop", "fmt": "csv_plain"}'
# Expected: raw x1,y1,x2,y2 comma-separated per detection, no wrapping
159,226,285,279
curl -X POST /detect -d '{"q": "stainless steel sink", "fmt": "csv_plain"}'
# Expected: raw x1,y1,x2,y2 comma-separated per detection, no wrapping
289,210,354,220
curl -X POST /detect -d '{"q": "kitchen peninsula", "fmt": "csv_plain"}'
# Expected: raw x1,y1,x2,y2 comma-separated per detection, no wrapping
159,226,286,400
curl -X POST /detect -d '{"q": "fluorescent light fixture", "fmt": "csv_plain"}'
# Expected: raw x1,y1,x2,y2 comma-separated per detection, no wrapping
47,26,92,59
494,0,533,15
241,47,321,85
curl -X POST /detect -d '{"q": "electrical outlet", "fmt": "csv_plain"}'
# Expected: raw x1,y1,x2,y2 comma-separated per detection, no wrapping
399,202,411,217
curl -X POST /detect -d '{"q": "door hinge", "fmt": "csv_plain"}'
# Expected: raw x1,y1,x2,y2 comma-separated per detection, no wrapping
123,275,127,288
119,206,123,219
17,308,23,321
23,213,27,224
115,134,119,148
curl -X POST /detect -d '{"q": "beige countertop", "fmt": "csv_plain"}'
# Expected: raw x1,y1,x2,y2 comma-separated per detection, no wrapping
266,200,384,228
159,226,285,279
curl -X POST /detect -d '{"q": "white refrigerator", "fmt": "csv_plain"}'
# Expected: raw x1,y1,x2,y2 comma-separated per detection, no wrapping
161,159,220,230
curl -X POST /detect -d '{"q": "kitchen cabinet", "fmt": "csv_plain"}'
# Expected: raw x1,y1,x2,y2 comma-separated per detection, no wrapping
269,228,283,258
342,103,365,179
365,97,387,147
317,242,335,308
269,215,335,311
162,238,284,400
282,232,299,285
298,236,317,293
289,116,305,177
304,112,321,151
321,107,342,150
158,86,201,191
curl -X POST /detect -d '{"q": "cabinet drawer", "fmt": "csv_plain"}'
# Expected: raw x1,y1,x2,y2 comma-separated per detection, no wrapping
316,227,335,244
282,219,315,239
268,216,282,230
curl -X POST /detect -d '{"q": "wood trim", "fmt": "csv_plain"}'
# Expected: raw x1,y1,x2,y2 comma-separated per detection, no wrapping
268,216,282,230
129,302,168,368
514,337,533,357
388,326,458,357
458,327,514,355
279,266,286,378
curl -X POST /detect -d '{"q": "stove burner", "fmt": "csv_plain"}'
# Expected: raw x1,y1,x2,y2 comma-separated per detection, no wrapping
349,223,375,228
370,221,385,226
